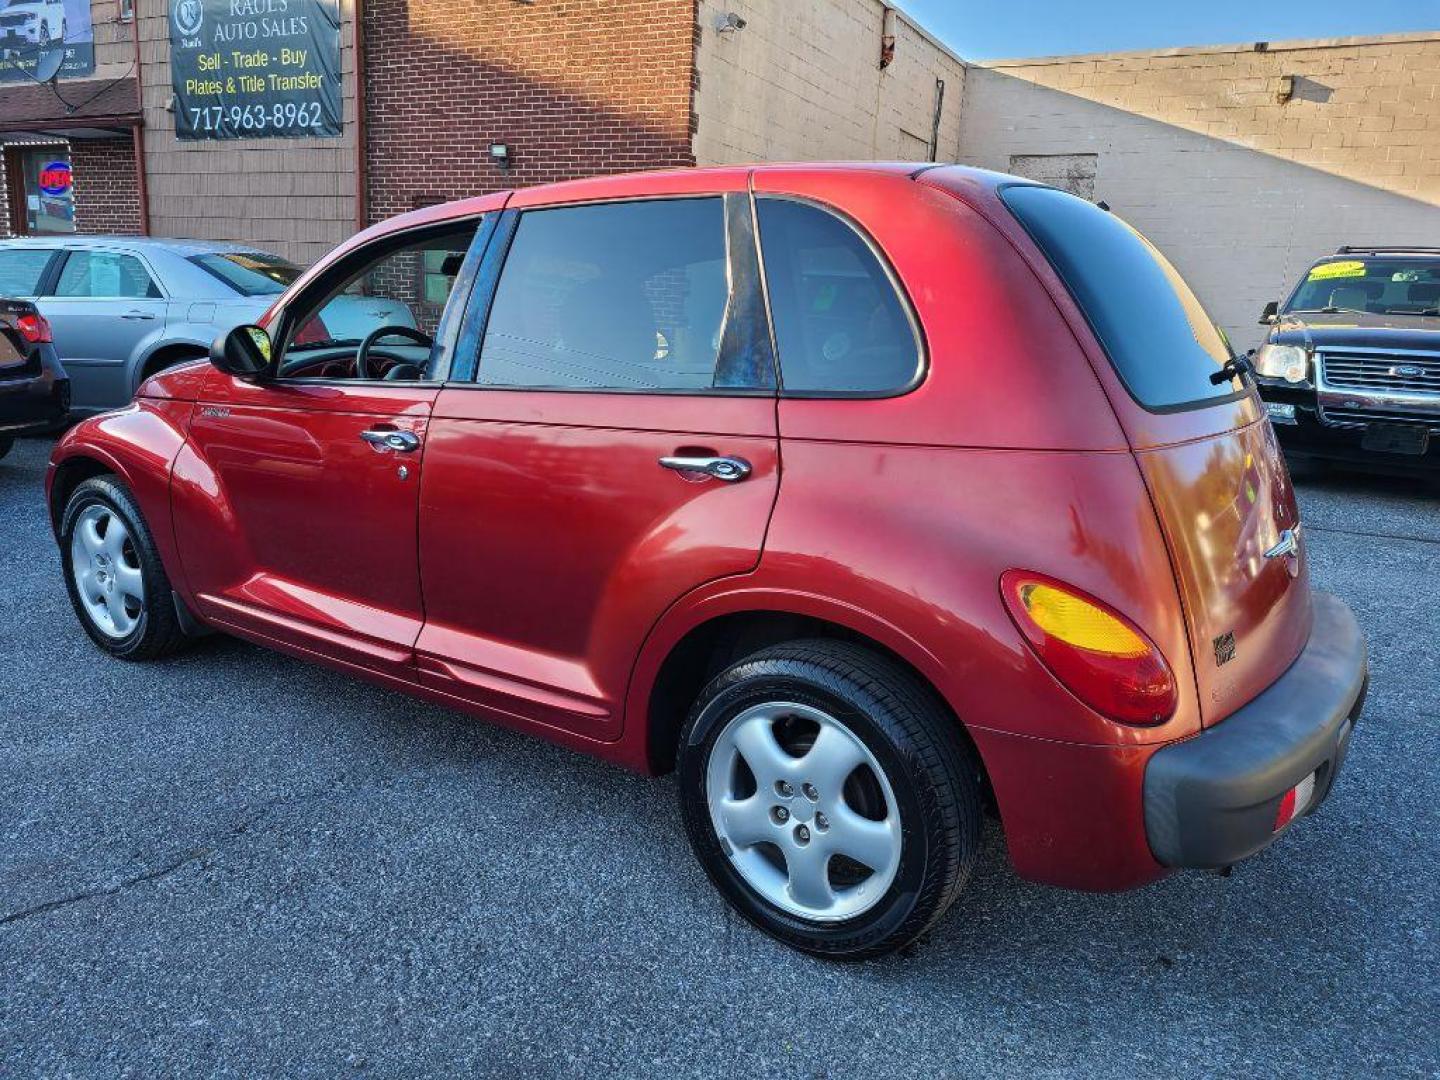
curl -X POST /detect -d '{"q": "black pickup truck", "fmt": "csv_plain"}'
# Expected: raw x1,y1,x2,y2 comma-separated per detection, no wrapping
0,299,68,460
1254,245,1440,474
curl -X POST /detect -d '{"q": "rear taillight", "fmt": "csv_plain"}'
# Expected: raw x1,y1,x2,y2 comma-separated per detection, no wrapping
16,312,52,343
1001,571,1178,726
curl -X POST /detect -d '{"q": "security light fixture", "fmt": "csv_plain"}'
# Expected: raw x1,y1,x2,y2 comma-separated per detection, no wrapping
489,143,511,171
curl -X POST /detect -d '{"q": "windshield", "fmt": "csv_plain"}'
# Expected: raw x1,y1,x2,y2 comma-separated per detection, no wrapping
1284,257,1440,316
1002,184,1241,411
191,252,302,297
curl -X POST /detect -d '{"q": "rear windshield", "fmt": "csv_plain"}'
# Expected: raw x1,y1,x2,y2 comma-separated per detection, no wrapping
1285,257,1440,316
1001,185,1241,411
191,252,302,296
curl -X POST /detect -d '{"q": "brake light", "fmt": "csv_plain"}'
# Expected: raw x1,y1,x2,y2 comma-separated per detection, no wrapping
16,312,52,344
1001,571,1178,726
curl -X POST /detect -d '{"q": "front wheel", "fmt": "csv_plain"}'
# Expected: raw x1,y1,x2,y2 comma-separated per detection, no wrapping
60,476,188,660
678,640,982,960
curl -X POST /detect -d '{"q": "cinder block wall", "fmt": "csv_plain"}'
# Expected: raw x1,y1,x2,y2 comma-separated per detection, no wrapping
959,32,1440,348
693,0,965,164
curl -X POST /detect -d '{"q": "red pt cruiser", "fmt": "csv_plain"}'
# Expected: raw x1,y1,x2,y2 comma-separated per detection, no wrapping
48,165,1367,959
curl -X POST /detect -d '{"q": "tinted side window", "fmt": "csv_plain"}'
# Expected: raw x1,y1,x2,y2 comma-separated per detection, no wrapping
0,249,55,296
55,251,161,299
478,198,732,391
755,198,920,394
1001,185,1238,410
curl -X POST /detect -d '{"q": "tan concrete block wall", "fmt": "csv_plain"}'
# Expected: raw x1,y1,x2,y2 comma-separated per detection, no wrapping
958,33,1440,347
973,33,1440,202
693,0,965,165
134,0,358,267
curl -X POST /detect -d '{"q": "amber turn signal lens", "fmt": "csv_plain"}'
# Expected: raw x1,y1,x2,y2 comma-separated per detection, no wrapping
1001,571,1178,726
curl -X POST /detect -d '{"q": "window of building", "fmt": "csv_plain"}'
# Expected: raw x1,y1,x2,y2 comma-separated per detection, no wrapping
14,149,76,235
54,251,160,298
477,197,733,391
754,198,921,395
0,248,56,296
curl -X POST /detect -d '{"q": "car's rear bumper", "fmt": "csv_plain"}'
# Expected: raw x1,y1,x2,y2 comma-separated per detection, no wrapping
0,365,69,436
1143,592,1367,869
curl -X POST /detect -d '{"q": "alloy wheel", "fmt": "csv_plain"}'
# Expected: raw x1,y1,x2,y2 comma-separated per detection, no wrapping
705,701,902,922
70,504,145,639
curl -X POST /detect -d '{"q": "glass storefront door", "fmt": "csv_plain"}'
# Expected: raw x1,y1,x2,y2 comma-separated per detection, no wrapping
19,148,75,234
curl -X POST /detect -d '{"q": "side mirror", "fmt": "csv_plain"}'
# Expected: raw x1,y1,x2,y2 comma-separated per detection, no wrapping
1259,301,1279,325
210,324,271,379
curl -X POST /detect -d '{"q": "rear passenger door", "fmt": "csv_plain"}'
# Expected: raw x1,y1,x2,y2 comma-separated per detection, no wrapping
416,184,780,740
38,248,167,411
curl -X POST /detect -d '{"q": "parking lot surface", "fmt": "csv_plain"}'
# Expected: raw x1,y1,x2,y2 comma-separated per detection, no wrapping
2,435,1436,1077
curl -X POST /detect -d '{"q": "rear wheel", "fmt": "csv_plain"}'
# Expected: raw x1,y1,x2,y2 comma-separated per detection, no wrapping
678,639,982,960
60,476,188,660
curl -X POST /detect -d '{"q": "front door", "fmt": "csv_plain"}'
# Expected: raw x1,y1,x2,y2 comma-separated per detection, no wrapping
415,186,781,740
171,217,489,678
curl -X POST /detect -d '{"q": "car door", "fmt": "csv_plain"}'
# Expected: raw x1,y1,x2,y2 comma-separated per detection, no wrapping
415,178,781,741
171,213,495,680
37,247,167,412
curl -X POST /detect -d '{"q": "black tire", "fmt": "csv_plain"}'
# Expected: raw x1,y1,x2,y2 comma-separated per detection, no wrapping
677,639,982,960
0,436,12,461
60,475,188,660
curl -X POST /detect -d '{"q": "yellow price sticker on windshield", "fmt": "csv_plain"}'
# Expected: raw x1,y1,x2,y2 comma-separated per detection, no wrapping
1308,260,1367,281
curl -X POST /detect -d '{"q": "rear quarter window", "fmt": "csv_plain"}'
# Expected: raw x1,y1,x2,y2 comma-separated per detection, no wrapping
1001,185,1241,411
755,198,921,395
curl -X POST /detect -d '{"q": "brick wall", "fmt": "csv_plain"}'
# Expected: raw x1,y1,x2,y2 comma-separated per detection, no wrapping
71,138,143,235
692,0,965,164
361,0,698,225
959,32,1440,346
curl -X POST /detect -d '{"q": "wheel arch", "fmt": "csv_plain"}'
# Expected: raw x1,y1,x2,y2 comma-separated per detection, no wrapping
48,450,124,536
633,594,991,805
133,337,211,392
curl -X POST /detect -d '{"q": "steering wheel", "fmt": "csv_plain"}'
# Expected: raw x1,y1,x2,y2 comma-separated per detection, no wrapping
355,325,433,380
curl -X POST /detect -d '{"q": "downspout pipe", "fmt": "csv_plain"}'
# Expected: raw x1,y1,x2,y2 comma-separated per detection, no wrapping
353,0,368,234
128,6,149,235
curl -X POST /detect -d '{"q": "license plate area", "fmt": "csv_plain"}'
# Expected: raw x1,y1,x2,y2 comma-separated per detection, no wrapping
1361,423,1429,456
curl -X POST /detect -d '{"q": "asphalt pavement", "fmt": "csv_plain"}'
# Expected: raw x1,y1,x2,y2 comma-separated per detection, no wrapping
1,435,1436,1078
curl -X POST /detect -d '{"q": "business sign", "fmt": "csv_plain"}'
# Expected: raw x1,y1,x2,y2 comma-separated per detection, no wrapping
38,159,71,196
169,0,341,141
0,0,96,83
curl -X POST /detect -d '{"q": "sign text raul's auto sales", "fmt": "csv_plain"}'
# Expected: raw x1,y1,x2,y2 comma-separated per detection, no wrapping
169,0,341,140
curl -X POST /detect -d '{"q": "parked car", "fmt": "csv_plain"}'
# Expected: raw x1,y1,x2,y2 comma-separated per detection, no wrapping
47,165,1368,959
0,298,66,458
1255,245,1440,473
0,236,417,417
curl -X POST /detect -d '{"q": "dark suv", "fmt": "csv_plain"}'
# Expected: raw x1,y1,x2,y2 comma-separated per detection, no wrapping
1255,245,1440,473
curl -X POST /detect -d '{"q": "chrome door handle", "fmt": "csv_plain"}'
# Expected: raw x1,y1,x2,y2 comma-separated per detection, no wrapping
1264,526,1301,560
360,429,421,453
658,455,751,482
120,310,157,321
